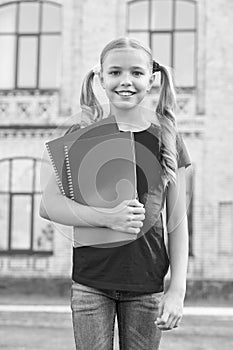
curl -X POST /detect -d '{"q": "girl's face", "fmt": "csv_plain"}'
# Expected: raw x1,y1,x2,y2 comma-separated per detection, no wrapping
100,48,155,112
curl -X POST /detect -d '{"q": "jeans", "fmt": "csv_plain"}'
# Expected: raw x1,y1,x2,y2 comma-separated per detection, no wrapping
71,281,163,350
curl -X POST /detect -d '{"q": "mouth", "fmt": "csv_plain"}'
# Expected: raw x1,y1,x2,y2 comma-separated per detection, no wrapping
115,91,136,97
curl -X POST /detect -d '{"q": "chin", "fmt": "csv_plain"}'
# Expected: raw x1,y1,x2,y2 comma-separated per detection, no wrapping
115,104,138,111
112,100,140,109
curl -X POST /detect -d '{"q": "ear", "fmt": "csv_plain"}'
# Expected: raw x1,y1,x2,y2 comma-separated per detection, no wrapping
147,74,155,91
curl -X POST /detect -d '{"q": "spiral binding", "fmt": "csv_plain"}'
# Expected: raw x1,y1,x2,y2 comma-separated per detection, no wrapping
45,142,66,196
64,145,75,200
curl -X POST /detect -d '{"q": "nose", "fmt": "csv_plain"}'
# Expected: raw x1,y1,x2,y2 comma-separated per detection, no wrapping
120,72,132,86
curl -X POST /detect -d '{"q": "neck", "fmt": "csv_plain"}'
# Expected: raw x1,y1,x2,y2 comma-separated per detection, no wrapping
109,105,151,131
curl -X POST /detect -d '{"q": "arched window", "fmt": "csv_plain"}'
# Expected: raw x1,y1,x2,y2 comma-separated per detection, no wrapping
0,156,54,255
127,0,197,88
0,0,62,91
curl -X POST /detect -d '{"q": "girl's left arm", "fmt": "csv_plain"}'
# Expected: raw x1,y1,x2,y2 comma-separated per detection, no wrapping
155,167,189,331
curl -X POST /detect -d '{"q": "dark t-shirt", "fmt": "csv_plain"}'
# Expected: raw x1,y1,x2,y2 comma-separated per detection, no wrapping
71,123,191,293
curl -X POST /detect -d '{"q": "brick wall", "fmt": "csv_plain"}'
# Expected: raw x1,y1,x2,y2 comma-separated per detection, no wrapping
200,0,233,278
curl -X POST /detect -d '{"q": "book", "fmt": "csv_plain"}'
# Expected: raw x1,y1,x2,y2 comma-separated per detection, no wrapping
45,115,119,197
63,131,138,247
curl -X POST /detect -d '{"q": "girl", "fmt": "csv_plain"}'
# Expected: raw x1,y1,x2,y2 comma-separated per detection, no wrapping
40,37,191,350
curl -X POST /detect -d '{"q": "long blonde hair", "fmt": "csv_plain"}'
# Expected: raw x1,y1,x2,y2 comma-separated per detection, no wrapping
80,37,178,183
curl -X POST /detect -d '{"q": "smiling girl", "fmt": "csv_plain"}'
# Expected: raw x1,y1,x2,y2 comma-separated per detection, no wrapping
40,37,191,350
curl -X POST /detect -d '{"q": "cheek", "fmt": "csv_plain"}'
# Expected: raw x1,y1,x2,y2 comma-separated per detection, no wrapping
137,82,149,92
108,82,117,90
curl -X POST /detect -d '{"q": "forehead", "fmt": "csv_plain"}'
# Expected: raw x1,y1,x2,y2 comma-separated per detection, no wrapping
102,48,150,69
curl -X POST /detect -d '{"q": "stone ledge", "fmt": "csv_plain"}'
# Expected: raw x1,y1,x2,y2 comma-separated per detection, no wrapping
1,277,233,301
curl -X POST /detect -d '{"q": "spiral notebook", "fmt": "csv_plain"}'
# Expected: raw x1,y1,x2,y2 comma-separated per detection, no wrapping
63,131,138,247
45,115,119,197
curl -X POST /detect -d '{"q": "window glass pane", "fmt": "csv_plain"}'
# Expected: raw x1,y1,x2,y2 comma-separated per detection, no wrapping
176,0,195,29
0,36,15,89
36,159,52,192
0,160,10,192
11,195,31,250
151,34,171,86
18,36,38,88
151,34,171,66
128,32,149,48
33,194,54,251
12,159,33,192
19,2,40,33
0,3,16,33
0,194,9,250
42,3,61,32
128,0,149,30
39,35,61,88
151,0,173,30
174,32,195,86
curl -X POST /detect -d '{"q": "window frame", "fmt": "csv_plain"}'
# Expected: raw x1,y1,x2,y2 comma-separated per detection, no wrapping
0,0,62,92
0,156,53,256
127,0,197,89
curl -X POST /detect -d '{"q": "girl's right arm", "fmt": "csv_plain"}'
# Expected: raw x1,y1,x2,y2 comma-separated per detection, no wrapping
39,173,145,234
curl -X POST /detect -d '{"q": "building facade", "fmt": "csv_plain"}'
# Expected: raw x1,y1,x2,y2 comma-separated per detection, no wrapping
0,0,232,281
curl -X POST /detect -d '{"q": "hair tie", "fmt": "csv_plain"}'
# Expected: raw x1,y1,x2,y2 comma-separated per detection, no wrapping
153,60,161,73
92,64,101,75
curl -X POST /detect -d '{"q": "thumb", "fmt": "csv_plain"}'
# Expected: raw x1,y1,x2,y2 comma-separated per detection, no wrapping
157,298,164,319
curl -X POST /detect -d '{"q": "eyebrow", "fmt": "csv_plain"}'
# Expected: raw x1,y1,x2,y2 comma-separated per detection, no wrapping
108,66,121,70
131,66,146,70
108,65,146,70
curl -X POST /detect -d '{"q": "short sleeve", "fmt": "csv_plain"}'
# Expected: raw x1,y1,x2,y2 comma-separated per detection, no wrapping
176,133,191,169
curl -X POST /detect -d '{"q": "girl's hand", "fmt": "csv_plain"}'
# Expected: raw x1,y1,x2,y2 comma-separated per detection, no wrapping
106,199,145,234
154,289,185,331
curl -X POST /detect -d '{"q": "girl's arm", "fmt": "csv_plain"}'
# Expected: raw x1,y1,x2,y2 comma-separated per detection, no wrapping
166,166,189,296
39,173,108,227
39,173,145,232
155,167,189,330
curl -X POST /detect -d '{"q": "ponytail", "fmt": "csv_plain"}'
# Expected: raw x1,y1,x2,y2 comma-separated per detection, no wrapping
155,64,178,184
80,69,103,123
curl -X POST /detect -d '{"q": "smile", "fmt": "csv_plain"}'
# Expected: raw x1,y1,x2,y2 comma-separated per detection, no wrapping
115,91,136,97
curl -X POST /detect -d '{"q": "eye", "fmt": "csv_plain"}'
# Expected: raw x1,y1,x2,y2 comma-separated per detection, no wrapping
109,71,121,76
132,71,144,77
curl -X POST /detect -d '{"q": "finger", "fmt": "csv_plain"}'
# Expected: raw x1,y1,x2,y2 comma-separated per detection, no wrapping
129,220,144,228
127,227,141,234
127,213,145,221
157,300,164,319
127,199,144,207
171,314,183,329
158,310,169,326
132,213,145,221
155,320,170,331
129,205,146,214
166,314,178,330
159,315,181,331
174,316,182,328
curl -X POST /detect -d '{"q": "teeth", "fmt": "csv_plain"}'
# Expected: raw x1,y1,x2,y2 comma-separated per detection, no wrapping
117,92,135,96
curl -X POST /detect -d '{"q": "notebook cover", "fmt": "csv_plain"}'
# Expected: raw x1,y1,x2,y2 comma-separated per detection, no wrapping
45,115,119,197
63,131,138,247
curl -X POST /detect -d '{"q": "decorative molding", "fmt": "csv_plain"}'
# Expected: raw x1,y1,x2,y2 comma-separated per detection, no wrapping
148,92,205,136
0,89,205,138
0,102,10,119
0,127,64,139
177,116,205,137
0,91,60,124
